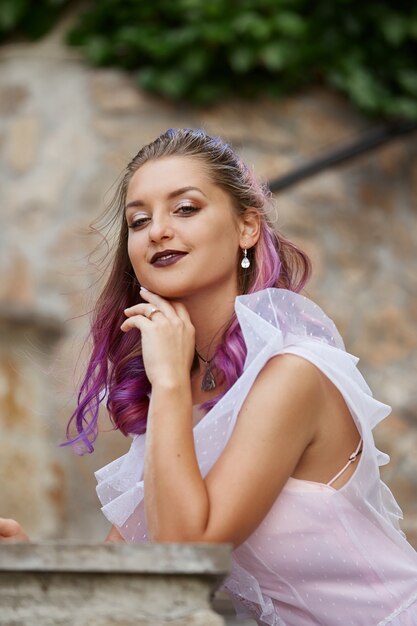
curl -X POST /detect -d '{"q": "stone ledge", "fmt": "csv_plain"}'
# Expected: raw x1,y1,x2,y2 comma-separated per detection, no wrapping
0,542,231,574
0,543,232,625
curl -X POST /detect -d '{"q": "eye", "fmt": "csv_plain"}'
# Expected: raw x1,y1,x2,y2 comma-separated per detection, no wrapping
175,204,200,215
128,217,150,230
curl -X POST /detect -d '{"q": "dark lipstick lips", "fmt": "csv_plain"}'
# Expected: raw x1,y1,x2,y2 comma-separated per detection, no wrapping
150,250,188,264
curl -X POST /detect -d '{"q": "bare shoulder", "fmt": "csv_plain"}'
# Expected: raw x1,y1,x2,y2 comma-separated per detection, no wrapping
260,352,326,383
238,352,328,434
261,351,327,383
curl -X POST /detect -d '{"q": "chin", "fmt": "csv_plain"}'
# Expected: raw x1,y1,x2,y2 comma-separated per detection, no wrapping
142,282,190,300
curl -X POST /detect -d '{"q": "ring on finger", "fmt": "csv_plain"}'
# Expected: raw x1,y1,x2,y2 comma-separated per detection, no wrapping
147,307,161,320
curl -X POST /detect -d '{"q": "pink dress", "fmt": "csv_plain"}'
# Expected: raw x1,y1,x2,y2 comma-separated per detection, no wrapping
96,288,417,625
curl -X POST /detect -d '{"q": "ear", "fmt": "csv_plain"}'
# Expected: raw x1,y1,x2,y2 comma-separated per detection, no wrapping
238,208,261,249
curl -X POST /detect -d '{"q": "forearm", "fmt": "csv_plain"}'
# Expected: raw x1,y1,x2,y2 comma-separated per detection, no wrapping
144,384,210,542
105,525,125,543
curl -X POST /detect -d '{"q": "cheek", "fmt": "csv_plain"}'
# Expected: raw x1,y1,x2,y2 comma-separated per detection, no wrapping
204,215,240,246
127,234,143,260
127,237,146,277
205,233,240,272
127,242,135,268
212,226,240,256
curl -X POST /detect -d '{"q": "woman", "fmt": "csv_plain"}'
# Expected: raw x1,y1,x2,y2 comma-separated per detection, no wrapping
1,128,417,625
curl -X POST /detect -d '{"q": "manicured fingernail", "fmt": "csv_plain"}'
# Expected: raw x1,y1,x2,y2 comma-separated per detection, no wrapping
140,286,148,292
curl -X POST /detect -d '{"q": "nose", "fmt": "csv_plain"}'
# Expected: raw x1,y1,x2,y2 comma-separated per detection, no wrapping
148,211,174,243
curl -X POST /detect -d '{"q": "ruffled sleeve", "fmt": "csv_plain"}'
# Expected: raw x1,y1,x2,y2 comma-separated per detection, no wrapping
237,291,405,537
95,434,146,530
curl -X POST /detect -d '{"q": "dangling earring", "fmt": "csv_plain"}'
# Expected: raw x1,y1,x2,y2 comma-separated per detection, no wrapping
241,248,250,269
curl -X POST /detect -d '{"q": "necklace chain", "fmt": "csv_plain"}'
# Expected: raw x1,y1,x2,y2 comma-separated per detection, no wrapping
195,349,215,365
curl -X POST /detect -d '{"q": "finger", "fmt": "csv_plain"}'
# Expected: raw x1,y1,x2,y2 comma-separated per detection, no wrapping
123,303,164,320
136,288,178,320
120,314,153,333
0,518,21,538
169,301,193,325
124,301,171,320
139,290,192,327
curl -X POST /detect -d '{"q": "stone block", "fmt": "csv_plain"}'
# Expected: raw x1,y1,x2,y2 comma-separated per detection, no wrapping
0,83,29,114
90,71,151,114
6,114,40,173
352,307,417,367
0,543,231,625
0,251,35,307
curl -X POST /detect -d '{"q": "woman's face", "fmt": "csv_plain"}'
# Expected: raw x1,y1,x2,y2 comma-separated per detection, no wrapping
125,156,245,300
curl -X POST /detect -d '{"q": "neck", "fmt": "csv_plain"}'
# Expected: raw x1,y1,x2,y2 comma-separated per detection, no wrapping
182,287,238,359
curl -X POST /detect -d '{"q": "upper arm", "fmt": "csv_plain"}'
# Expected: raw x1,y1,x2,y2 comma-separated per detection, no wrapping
202,354,325,547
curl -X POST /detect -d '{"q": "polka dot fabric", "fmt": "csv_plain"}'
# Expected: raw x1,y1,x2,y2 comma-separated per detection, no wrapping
95,288,417,625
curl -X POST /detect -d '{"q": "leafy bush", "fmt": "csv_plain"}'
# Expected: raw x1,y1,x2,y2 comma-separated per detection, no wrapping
0,0,69,42
1,0,416,120
65,0,417,119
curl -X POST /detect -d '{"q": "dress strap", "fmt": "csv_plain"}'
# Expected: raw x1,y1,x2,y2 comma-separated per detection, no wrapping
326,438,363,487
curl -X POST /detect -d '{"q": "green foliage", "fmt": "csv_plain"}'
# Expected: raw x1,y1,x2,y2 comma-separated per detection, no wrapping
65,0,417,119
1,0,416,120
0,0,70,42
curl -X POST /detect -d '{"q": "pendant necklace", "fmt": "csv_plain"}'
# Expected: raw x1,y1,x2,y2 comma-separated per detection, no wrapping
195,349,216,392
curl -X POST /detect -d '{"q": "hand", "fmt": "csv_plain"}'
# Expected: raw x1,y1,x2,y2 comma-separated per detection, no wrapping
0,518,30,542
121,289,195,388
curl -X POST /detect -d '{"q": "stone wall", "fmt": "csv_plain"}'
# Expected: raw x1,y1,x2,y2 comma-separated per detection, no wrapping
0,27,416,547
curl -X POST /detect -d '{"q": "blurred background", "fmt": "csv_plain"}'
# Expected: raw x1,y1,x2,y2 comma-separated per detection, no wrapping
0,0,416,548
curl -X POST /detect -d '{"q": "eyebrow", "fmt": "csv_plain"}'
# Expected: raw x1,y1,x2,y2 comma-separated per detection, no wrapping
125,186,207,211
